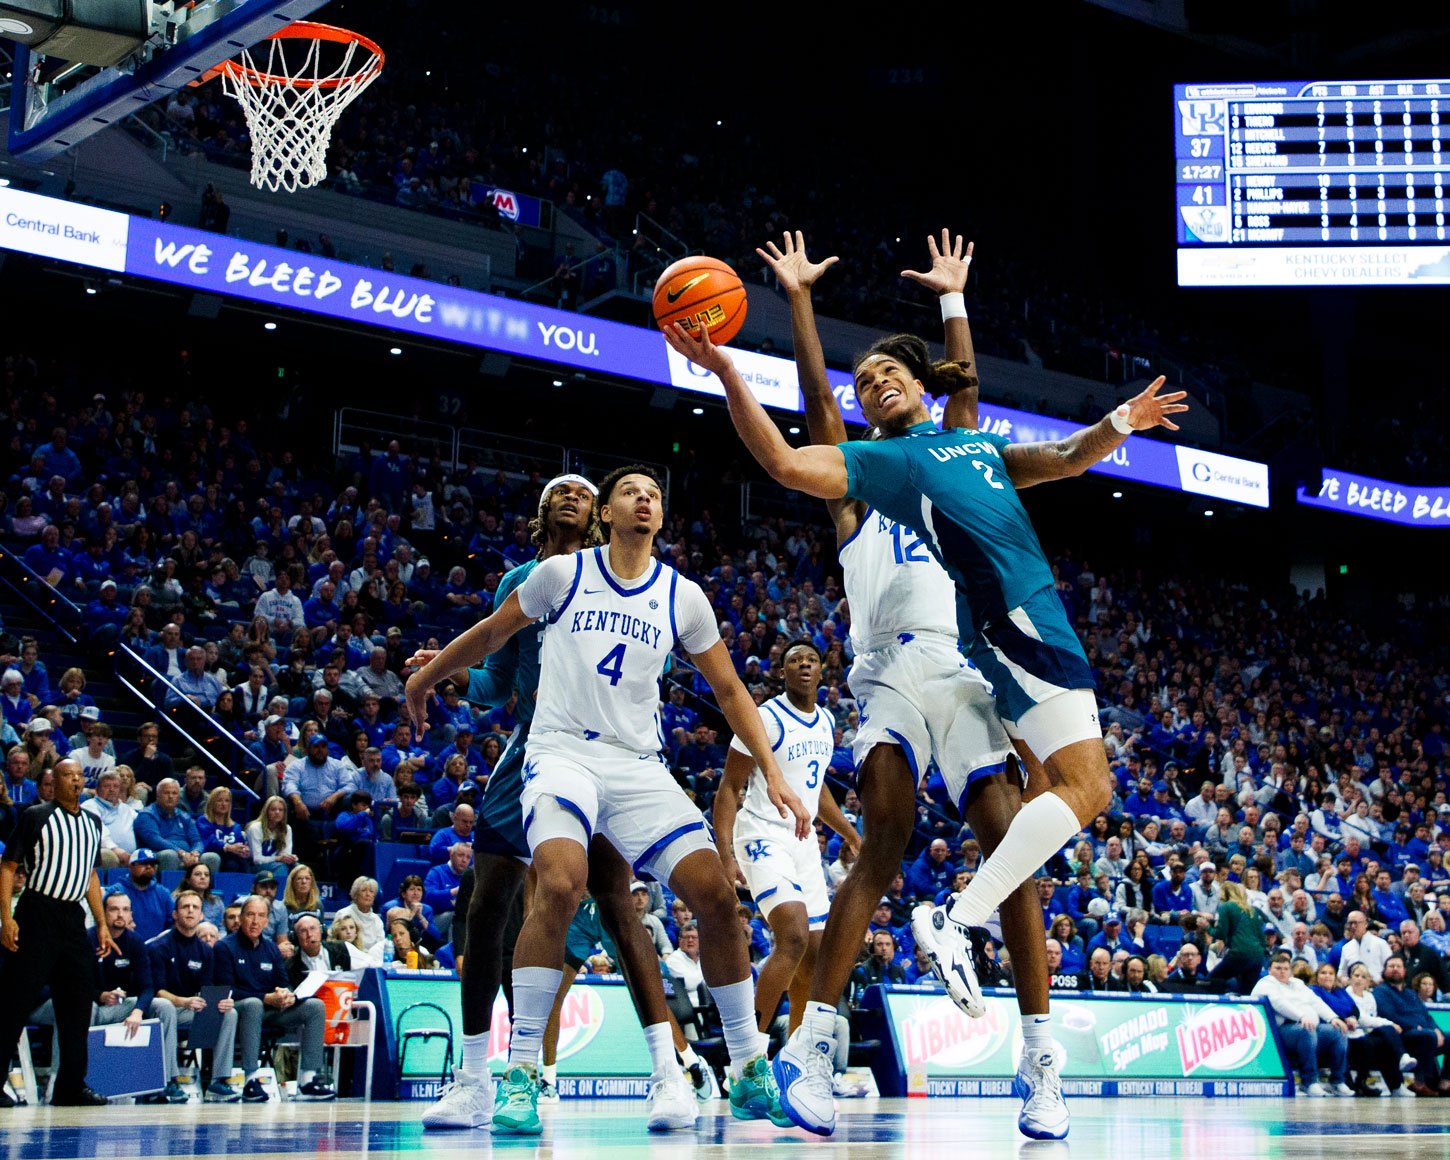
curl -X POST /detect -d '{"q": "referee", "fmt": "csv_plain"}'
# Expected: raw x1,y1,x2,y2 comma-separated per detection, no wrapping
0,759,114,1108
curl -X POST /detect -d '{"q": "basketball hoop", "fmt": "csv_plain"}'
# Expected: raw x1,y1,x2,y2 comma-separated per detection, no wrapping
215,21,383,194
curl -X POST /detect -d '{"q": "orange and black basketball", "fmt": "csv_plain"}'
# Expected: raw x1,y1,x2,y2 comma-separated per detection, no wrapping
652,256,747,346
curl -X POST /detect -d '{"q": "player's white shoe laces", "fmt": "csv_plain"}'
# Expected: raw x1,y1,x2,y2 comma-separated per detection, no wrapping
646,1068,699,1131
1014,1050,1069,1140
421,1067,495,1129
772,1026,837,1136
911,903,985,1018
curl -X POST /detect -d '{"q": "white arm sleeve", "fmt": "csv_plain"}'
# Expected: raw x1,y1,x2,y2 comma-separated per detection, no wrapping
674,578,722,654
514,554,580,621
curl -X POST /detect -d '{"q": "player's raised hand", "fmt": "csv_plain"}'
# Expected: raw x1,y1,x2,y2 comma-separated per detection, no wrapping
1119,376,1190,432
405,648,441,669
663,320,732,378
901,229,973,296
755,230,839,294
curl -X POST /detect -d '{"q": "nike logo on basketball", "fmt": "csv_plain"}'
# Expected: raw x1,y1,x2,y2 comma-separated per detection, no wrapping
666,274,710,303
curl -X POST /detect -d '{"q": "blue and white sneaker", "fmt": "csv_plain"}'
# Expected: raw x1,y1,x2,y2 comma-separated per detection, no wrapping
1013,1049,1069,1140
910,903,985,1018
772,1026,837,1136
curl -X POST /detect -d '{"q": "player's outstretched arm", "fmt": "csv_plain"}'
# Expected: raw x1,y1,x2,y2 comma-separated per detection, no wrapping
756,231,846,447
713,751,754,887
815,783,861,856
1001,376,1190,489
690,641,811,838
663,322,848,501
902,229,980,431
403,591,535,734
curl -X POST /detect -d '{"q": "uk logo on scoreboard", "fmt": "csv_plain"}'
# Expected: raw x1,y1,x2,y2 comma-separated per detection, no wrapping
1178,101,1225,136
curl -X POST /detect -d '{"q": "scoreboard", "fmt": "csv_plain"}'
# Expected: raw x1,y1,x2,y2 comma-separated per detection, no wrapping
1175,79,1450,286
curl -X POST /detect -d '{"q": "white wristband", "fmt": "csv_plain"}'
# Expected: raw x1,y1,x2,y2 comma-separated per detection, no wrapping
939,292,967,321
1109,405,1133,435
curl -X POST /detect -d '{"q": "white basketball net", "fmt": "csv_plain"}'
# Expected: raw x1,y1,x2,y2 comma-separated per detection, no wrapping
221,32,382,193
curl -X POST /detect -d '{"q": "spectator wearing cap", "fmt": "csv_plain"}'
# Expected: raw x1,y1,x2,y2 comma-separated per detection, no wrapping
83,769,138,868
84,579,128,634
248,714,292,797
284,732,350,863
73,721,117,787
406,558,441,613
629,879,672,957
165,646,225,710
250,870,291,943
1191,862,1223,918
1086,911,1131,959
134,777,215,872
104,848,170,941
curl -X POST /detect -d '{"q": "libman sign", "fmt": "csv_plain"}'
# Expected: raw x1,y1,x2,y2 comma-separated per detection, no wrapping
868,987,1292,1098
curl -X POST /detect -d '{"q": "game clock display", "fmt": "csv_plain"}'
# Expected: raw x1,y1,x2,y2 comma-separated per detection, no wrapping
1174,78,1450,286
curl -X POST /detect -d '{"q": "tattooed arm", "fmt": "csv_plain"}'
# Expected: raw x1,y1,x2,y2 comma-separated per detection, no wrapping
1001,376,1189,489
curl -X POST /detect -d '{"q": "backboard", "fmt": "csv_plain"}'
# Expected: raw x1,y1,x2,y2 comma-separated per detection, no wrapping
5,0,329,161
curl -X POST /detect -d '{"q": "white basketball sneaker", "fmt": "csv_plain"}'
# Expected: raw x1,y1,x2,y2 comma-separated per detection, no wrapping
422,1068,495,1129
772,1025,837,1136
910,903,985,1018
1013,1049,1069,1140
646,1068,699,1131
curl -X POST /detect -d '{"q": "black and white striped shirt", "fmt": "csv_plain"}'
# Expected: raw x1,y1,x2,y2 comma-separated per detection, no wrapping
4,801,102,902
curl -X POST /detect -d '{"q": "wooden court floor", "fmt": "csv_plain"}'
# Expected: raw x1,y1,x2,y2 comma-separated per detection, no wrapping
1,1097,1448,1159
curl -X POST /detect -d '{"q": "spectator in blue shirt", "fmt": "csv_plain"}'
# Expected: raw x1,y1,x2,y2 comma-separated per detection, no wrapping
35,428,82,482
1371,870,1410,927
214,896,333,1101
333,790,376,887
380,721,434,785
104,850,171,942
1,670,32,731
1373,955,1449,1090
134,778,216,873
1153,862,1196,921
905,839,956,901
368,441,410,508
828,727,855,776
428,803,474,862
660,684,698,747
197,786,252,873
165,646,226,710
423,843,474,937
22,525,71,587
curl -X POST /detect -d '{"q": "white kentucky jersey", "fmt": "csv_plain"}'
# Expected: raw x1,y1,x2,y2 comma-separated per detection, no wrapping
516,546,719,754
838,506,958,653
729,694,835,831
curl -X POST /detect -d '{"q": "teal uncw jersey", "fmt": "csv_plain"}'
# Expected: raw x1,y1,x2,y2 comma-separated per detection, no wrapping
467,557,541,723
838,421,1055,640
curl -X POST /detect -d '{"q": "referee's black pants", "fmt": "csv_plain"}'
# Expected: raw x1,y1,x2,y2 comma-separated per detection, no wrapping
0,893,94,1098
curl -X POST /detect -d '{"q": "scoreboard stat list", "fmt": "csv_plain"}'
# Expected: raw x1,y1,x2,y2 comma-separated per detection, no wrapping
1175,79,1450,247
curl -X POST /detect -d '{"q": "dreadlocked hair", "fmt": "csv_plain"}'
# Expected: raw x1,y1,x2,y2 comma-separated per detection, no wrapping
529,482,603,558
856,332,978,398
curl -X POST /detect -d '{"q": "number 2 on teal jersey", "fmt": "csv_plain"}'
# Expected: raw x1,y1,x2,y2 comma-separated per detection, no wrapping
889,522,929,564
806,759,820,788
972,459,1005,489
596,643,626,686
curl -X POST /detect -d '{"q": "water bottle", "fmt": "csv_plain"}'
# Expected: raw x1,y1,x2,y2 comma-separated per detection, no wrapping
382,937,394,966
406,949,419,969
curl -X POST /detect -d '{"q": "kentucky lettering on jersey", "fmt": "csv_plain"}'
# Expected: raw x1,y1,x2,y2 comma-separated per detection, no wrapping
568,608,664,649
730,695,834,830
838,506,958,652
838,421,1055,640
516,546,719,754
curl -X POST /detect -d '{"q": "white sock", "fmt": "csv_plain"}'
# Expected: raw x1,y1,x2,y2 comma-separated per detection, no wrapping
643,1023,676,1076
709,978,766,1079
507,966,563,1070
948,793,1082,928
298,1068,316,1086
1021,1014,1052,1059
541,1062,556,1085
459,1031,490,1080
803,1001,839,1057
679,1043,701,1069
